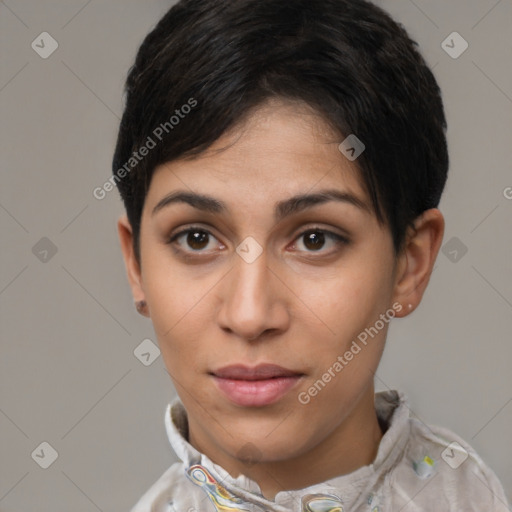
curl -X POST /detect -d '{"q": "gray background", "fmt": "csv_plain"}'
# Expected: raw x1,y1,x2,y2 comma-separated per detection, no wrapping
1,0,511,510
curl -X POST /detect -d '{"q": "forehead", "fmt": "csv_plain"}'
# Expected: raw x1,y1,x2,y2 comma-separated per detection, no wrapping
146,99,369,212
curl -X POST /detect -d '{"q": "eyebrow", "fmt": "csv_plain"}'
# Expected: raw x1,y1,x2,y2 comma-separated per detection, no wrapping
151,188,370,222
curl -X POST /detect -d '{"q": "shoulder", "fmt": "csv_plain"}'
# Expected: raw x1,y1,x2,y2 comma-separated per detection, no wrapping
130,462,212,512
390,417,510,511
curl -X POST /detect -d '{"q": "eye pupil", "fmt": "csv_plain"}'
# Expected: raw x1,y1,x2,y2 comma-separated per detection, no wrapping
304,231,325,251
188,231,209,250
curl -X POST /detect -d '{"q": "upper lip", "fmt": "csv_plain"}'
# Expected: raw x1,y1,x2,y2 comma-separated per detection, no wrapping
211,364,303,380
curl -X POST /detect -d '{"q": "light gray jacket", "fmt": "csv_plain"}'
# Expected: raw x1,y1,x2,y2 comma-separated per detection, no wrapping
131,390,510,512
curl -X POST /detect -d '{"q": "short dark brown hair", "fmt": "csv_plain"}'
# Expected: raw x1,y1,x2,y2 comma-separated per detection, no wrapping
112,0,448,262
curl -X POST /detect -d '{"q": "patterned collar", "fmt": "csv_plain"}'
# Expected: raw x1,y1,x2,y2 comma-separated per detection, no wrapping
164,390,410,511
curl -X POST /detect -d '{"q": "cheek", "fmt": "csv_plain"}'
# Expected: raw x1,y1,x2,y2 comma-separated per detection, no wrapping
296,262,392,341
290,254,395,398
141,242,208,326
140,257,216,373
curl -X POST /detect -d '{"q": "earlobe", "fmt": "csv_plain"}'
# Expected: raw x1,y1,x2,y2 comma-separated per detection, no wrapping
117,215,149,316
392,208,445,317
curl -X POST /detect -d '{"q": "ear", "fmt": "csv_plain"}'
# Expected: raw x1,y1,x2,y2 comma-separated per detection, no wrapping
392,208,445,317
117,215,149,317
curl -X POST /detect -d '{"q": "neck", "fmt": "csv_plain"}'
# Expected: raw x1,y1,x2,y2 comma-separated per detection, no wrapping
188,386,383,500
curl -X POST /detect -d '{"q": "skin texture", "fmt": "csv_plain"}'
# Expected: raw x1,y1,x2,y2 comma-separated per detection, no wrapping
118,98,444,500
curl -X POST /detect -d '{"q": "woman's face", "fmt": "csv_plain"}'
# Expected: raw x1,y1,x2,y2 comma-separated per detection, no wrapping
132,99,404,466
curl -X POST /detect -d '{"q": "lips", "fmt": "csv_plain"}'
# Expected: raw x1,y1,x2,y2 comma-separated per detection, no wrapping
212,364,302,380
210,364,304,407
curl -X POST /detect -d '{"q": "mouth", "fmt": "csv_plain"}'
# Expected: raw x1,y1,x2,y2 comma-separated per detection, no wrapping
210,364,304,407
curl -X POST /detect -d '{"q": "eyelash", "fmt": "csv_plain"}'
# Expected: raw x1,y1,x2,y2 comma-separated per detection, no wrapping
166,225,349,258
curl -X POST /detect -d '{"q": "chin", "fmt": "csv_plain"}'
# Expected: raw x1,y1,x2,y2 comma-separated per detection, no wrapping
225,428,312,465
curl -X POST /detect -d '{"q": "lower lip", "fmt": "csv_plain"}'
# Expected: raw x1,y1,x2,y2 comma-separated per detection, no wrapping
212,375,302,407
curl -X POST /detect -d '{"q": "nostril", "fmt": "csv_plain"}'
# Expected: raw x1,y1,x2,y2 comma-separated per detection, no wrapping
247,328,277,342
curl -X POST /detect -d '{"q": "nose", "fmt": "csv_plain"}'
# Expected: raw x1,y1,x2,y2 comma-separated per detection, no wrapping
216,248,290,342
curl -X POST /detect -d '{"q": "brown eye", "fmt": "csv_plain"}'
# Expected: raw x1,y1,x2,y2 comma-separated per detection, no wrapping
186,230,210,250
303,231,326,251
168,226,222,254
292,228,349,255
